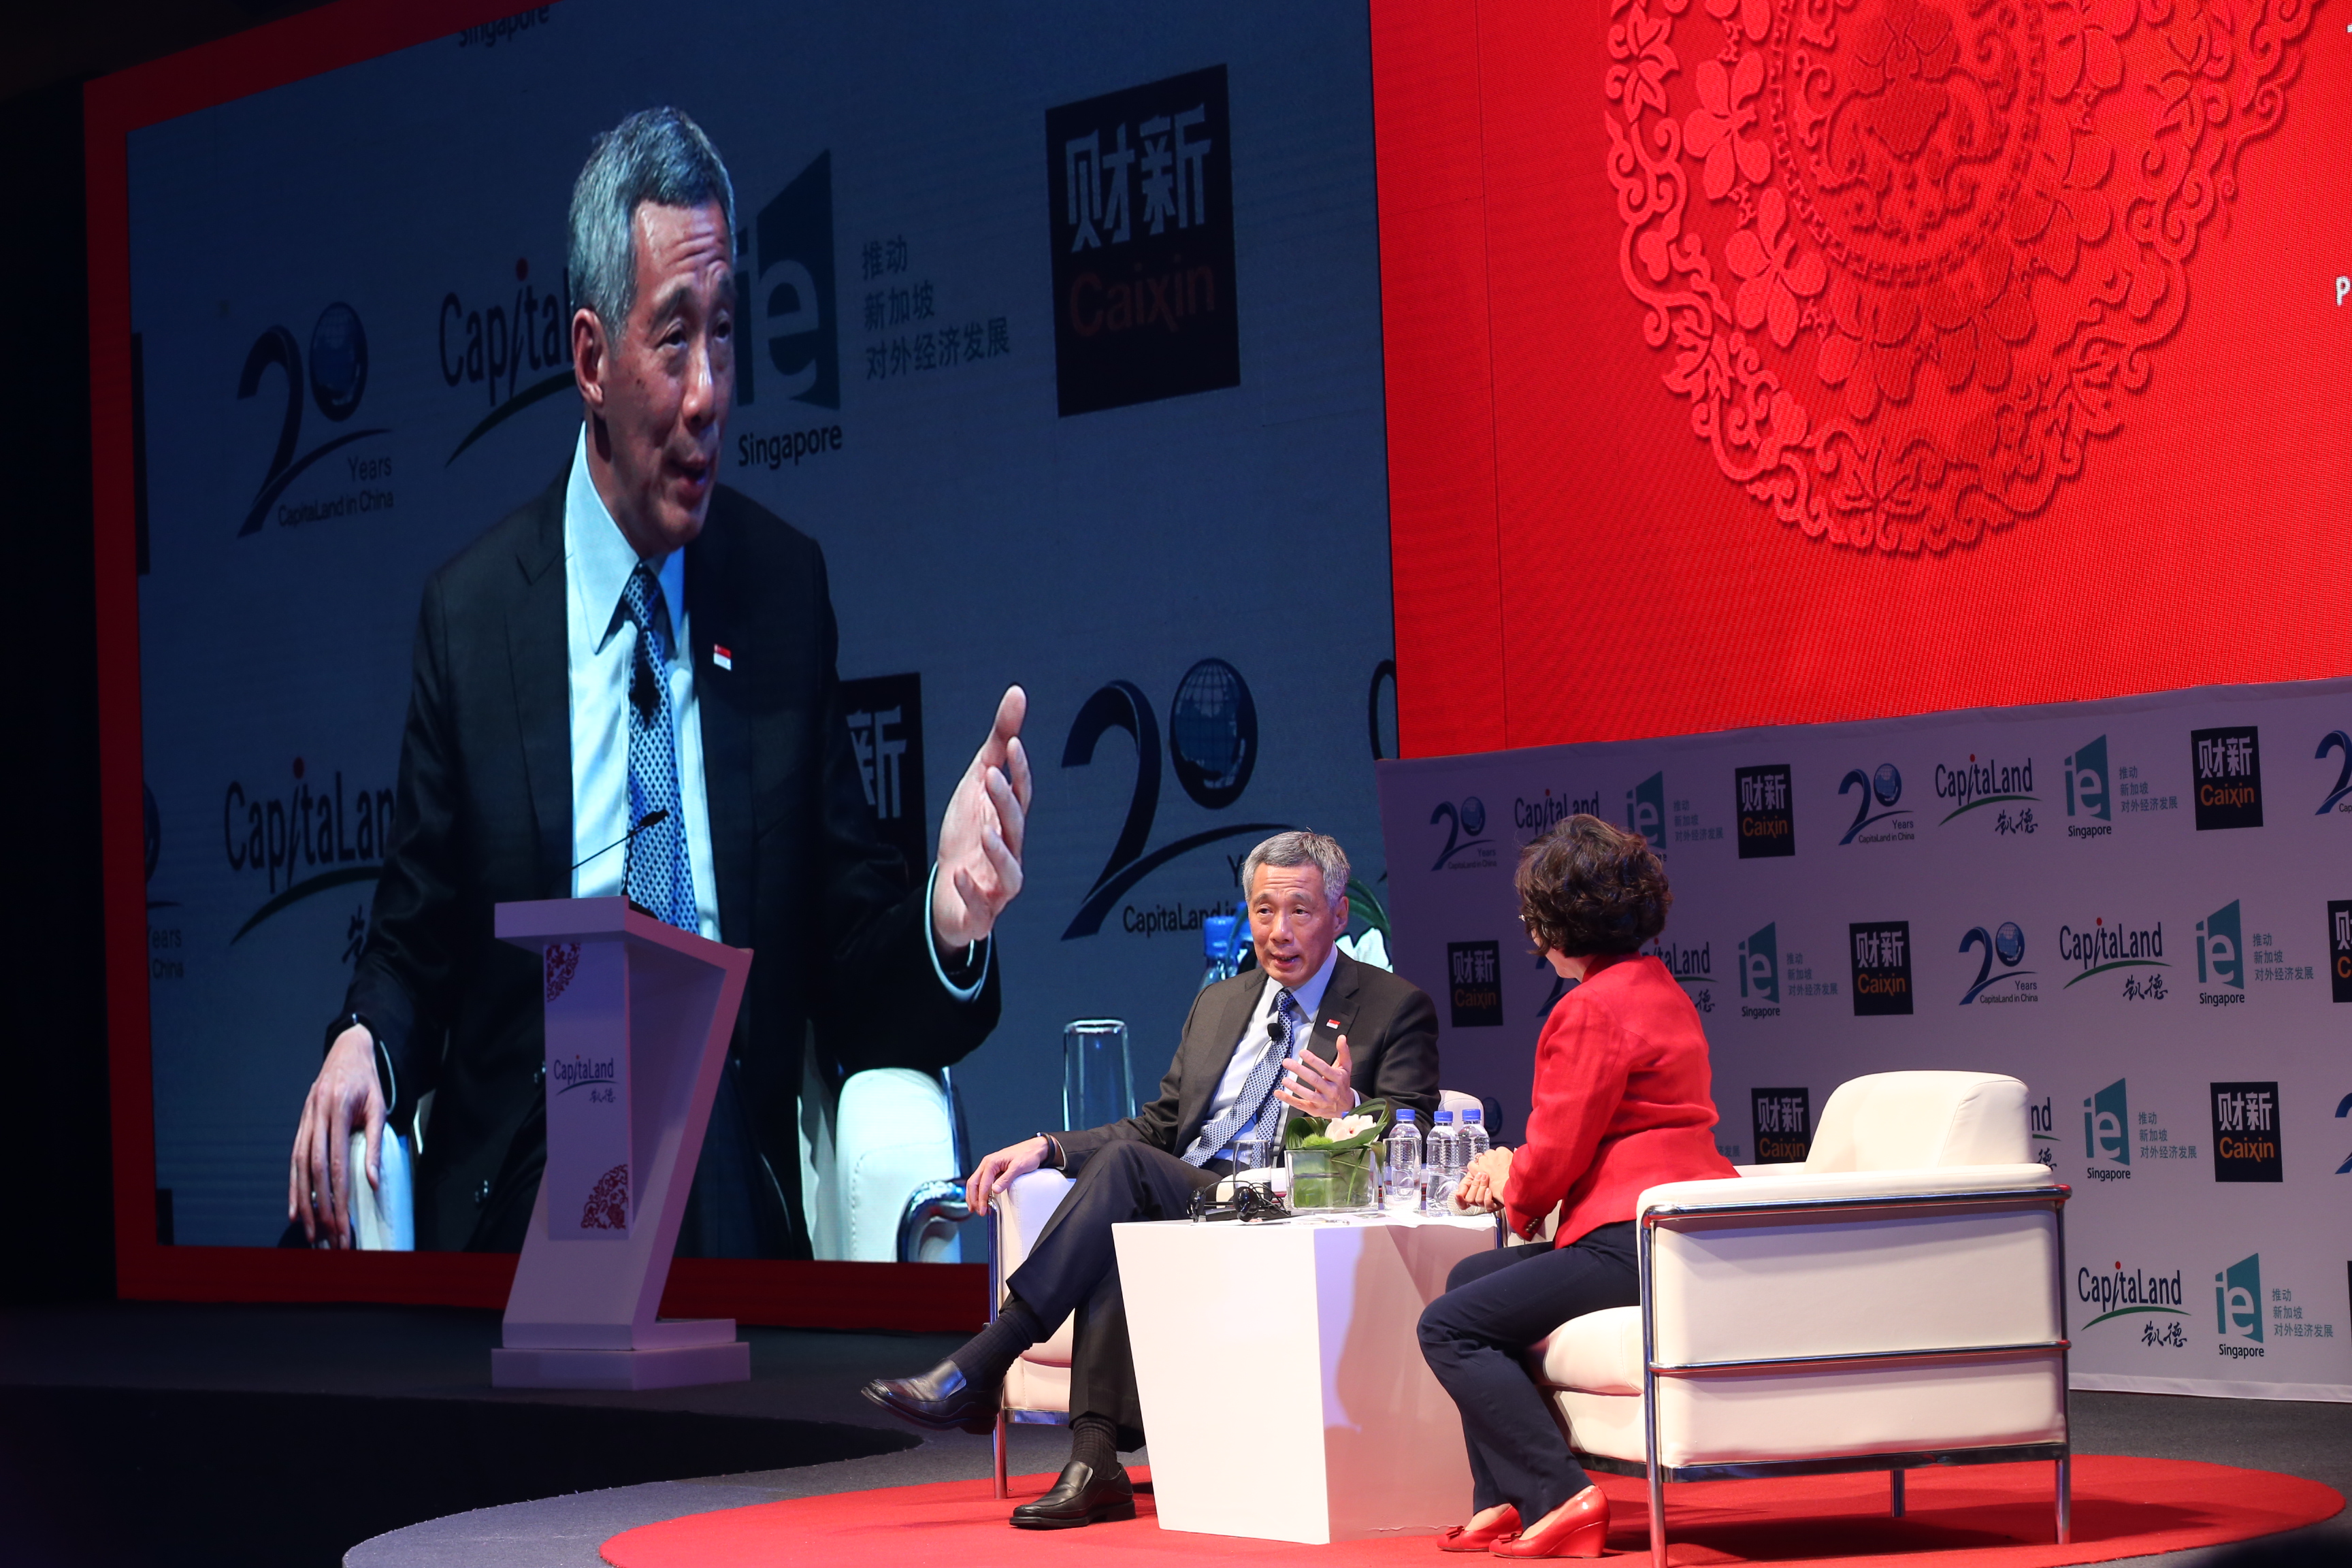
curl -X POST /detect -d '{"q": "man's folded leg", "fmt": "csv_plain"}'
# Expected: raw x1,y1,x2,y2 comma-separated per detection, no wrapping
1011,1254,1149,1528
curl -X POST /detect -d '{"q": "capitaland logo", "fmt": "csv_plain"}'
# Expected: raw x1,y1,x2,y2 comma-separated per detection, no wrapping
1957,921,2036,1004
2028,1093,2057,1166
1644,938,1716,1014
1751,1086,1811,1164
2196,900,2246,1004
2063,735,2112,836
1626,772,1665,849
1850,920,1914,1016
1836,763,1914,845
222,757,395,947
1933,753,2036,830
1061,661,1285,939
1514,789,1600,838
2210,1082,2282,1182
2084,1077,2131,1177
550,1055,620,1094
2078,1260,2188,1343
438,258,572,463
1448,941,1503,1028
1736,921,1780,1016
1429,796,1497,871
233,302,391,536
2216,1252,2265,1354
1047,65,1239,416
1735,764,1795,858
2057,915,2166,994
2191,726,2263,830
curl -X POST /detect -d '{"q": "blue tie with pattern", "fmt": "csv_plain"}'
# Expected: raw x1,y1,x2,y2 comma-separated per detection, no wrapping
1184,987,1299,1166
618,563,697,933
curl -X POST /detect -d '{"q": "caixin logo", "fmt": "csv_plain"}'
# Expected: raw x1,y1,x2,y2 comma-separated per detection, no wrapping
2084,1078,2130,1176
1850,921,1913,1016
1837,763,1913,845
233,303,391,536
2191,726,2263,830
1046,65,1238,416
2196,900,2245,1005
1736,922,1780,1017
1957,921,2034,1004
2063,736,2112,838
1735,764,1795,858
2328,900,2352,1004
1625,772,1665,848
1751,1086,1811,1164
1428,796,1496,871
1448,941,1503,1028
2210,1082,2282,1183
2216,1253,2264,1355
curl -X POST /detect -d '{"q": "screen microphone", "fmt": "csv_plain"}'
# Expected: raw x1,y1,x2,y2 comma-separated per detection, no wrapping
571,808,671,871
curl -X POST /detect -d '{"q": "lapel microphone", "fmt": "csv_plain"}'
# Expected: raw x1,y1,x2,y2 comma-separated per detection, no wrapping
572,808,670,871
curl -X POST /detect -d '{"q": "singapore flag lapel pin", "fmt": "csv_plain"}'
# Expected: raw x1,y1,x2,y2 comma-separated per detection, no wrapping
713,644,733,671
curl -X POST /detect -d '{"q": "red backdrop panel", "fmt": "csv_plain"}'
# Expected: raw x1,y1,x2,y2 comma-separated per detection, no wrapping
1373,0,2352,757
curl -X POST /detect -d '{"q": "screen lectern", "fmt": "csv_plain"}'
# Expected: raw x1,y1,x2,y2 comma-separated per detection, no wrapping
488,897,753,1389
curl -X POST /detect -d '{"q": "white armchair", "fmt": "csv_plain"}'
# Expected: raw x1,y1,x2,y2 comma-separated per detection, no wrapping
1527,1071,2071,1567
798,1042,970,1262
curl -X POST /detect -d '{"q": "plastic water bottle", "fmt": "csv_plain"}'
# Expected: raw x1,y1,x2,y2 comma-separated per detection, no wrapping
1424,1110,1463,1211
1459,1106,1490,1162
1199,915,1241,990
1384,1108,1424,1212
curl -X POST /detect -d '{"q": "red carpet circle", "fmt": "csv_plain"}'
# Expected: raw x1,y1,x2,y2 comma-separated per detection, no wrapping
600,1455,2339,1567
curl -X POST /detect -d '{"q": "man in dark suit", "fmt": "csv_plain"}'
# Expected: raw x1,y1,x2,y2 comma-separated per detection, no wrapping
864,830,1440,1529
287,108,1030,1257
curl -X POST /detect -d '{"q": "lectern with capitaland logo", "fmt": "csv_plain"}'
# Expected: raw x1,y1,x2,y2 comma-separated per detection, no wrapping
488,897,754,1390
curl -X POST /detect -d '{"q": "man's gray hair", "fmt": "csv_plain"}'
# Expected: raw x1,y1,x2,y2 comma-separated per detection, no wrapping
568,108,736,334
1240,831,1351,911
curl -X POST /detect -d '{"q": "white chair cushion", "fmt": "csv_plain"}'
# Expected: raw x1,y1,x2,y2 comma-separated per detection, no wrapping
1529,1306,1642,1394
1805,1071,2029,1171
1003,1357,1070,1415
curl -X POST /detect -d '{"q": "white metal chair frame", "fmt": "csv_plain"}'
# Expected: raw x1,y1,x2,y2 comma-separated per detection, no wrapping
1537,1181,2074,1568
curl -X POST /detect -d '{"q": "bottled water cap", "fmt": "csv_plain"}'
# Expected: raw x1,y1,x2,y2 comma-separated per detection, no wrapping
1434,1109,1454,1124
1461,1108,1482,1123
1394,1107,1415,1122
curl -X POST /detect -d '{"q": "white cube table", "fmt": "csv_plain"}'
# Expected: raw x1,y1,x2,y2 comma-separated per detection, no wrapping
1114,1211,1497,1544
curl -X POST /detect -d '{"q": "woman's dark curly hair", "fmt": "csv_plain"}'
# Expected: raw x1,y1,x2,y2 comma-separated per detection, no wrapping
1515,814,1672,957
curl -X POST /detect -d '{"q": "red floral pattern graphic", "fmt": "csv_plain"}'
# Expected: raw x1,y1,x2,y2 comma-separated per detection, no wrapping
544,941,580,1003
1607,0,2309,552
583,1164,629,1230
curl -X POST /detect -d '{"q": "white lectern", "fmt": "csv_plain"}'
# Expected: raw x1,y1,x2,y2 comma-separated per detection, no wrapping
488,897,754,1390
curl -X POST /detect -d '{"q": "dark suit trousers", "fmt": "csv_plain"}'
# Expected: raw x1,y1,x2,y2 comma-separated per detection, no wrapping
1416,1222,1641,1522
1003,1141,1223,1451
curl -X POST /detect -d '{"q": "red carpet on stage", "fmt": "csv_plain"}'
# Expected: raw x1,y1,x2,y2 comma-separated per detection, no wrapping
600,1456,2339,1567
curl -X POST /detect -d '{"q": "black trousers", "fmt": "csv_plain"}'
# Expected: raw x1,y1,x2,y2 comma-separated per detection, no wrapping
1417,1222,1641,1522
1002,1141,1222,1452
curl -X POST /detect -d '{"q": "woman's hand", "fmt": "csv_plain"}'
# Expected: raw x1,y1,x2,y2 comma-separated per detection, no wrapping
1455,1145,1514,1211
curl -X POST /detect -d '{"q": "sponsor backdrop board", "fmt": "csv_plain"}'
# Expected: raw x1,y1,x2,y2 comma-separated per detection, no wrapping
124,0,1394,1250
1379,678,2352,1402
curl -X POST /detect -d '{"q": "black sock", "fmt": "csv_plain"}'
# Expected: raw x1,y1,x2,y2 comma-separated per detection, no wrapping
1070,1411,1120,1474
949,1296,1044,1388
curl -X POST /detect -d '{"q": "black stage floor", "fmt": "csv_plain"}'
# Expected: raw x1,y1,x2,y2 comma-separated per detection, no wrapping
0,1301,2343,1568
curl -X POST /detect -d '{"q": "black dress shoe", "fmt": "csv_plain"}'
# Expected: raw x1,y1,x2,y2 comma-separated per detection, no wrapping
859,1360,997,1435
1009,1459,1136,1529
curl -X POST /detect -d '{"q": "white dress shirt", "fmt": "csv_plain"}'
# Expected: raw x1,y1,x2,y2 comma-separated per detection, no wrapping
1192,945,1347,1161
560,425,984,998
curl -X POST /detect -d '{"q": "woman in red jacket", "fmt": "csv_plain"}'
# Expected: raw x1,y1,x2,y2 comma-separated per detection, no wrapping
1418,815,1735,1558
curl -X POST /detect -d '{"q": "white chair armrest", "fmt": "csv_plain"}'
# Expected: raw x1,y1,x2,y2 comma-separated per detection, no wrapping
835,1068,960,1262
992,1167,1074,1284
1639,1162,2061,1220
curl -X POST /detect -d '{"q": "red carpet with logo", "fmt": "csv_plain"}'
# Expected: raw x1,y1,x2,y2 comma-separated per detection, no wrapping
600,1456,2339,1567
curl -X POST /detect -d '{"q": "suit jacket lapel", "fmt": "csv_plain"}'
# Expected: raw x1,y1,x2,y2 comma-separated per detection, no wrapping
686,519,753,947
509,477,571,897
1175,973,1265,1147
1311,953,1369,1092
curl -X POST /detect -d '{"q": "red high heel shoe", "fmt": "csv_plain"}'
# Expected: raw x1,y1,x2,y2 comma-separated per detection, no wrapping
1490,1485,1609,1558
1438,1505,1519,1551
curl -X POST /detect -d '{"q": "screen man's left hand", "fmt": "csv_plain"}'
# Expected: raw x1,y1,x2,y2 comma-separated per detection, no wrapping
932,685,1032,951
1275,1030,1356,1119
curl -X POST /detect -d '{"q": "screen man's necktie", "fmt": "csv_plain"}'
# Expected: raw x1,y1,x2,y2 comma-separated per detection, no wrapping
618,564,698,933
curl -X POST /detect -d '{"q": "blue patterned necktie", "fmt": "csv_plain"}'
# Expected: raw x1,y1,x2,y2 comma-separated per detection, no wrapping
1185,987,1299,1166
618,563,697,933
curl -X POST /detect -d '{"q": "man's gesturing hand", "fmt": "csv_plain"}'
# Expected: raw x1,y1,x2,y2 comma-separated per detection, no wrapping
1275,1031,1356,1120
964,1134,1052,1213
289,1024,384,1248
932,685,1032,952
